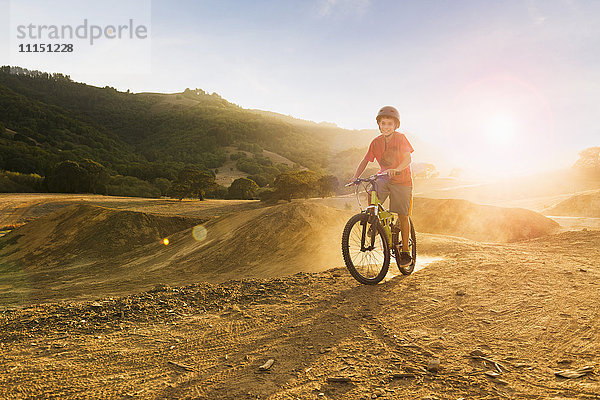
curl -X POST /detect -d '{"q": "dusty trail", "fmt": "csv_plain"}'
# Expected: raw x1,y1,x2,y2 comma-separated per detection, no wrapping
0,193,599,399
1,230,599,399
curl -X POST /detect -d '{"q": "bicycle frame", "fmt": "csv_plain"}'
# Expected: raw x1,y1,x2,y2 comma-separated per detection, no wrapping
351,174,394,246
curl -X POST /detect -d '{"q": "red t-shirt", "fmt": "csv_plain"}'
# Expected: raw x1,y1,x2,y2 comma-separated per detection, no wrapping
364,131,414,186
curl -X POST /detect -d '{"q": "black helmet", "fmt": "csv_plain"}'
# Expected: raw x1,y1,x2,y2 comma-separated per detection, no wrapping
376,106,400,128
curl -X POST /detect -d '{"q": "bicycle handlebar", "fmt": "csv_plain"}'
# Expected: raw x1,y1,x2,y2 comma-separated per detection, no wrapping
345,172,389,187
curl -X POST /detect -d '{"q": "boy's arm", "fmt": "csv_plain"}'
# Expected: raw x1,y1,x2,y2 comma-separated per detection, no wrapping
389,152,411,177
350,158,370,182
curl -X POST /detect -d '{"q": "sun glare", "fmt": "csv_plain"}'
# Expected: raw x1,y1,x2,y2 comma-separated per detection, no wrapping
446,75,556,178
484,114,516,146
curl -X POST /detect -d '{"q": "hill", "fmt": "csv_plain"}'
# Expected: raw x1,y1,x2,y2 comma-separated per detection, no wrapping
413,168,600,210
543,190,600,217
412,197,560,242
0,67,326,180
0,66,451,196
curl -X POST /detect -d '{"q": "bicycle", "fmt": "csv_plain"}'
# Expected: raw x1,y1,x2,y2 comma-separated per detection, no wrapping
341,172,416,284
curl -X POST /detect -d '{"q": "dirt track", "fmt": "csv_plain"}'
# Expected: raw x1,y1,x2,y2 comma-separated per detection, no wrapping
1,232,599,398
0,193,264,228
1,193,599,399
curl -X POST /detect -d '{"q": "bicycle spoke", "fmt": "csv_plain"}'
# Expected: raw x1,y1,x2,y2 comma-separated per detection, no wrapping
354,233,385,278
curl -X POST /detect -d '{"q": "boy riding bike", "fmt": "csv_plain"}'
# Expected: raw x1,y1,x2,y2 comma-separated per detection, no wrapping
348,106,414,266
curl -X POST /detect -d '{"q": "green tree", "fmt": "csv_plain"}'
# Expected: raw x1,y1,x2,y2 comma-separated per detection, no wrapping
228,177,258,199
79,158,109,194
5,157,37,174
46,160,87,193
153,177,171,196
205,184,228,199
168,168,216,201
272,170,319,202
106,175,161,198
247,174,270,187
317,175,339,197
295,170,320,198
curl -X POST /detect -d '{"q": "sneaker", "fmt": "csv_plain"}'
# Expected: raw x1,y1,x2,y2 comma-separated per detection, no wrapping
399,251,412,266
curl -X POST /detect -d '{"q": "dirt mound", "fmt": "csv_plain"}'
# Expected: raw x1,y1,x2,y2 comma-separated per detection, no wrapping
99,201,351,290
0,204,207,305
412,197,559,242
543,190,600,217
0,202,351,305
0,203,206,264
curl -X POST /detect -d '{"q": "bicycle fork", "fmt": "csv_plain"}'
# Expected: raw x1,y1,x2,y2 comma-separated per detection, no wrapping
359,213,379,251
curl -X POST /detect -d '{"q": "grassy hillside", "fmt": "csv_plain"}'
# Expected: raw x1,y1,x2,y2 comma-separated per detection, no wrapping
0,66,452,196
0,67,333,180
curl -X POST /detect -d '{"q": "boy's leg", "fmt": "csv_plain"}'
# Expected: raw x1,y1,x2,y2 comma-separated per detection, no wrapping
398,214,410,251
390,212,409,250
388,184,413,264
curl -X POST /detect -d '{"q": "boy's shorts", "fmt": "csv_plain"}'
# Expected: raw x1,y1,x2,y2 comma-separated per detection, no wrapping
373,178,413,216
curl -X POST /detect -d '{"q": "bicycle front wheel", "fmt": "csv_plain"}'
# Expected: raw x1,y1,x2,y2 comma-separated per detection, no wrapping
341,213,390,285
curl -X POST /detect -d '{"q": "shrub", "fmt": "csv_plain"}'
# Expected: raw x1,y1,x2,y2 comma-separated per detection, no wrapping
258,187,276,203
228,177,259,199
106,175,161,198
0,170,44,192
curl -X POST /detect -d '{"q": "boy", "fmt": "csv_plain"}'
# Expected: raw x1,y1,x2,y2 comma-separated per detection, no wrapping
348,106,414,266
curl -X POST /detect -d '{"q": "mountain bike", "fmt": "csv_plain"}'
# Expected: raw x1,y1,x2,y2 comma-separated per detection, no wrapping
341,172,416,284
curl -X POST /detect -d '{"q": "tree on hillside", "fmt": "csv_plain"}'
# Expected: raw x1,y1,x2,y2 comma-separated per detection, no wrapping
46,160,87,193
79,158,109,194
153,177,171,196
574,147,600,171
5,156,38,174
228,177,258,199
413,163,439,179
272,170,320,202
317,175,339,197
246,174,270,187
168,168,216,201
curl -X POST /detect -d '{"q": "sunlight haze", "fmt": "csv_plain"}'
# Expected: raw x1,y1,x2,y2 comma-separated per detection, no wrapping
1,0,598,178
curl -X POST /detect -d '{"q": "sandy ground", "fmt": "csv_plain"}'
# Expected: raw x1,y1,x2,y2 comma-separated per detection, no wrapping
1,187,599,399
1,230,599,399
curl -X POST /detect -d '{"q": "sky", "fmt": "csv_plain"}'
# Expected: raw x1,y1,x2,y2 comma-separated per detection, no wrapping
1,0,599,178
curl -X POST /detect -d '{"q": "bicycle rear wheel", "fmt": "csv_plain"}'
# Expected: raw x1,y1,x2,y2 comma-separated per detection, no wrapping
341,213,390,284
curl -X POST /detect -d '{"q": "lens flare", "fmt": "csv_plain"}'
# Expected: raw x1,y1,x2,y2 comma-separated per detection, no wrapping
163,238,169,246
192,225,207,241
